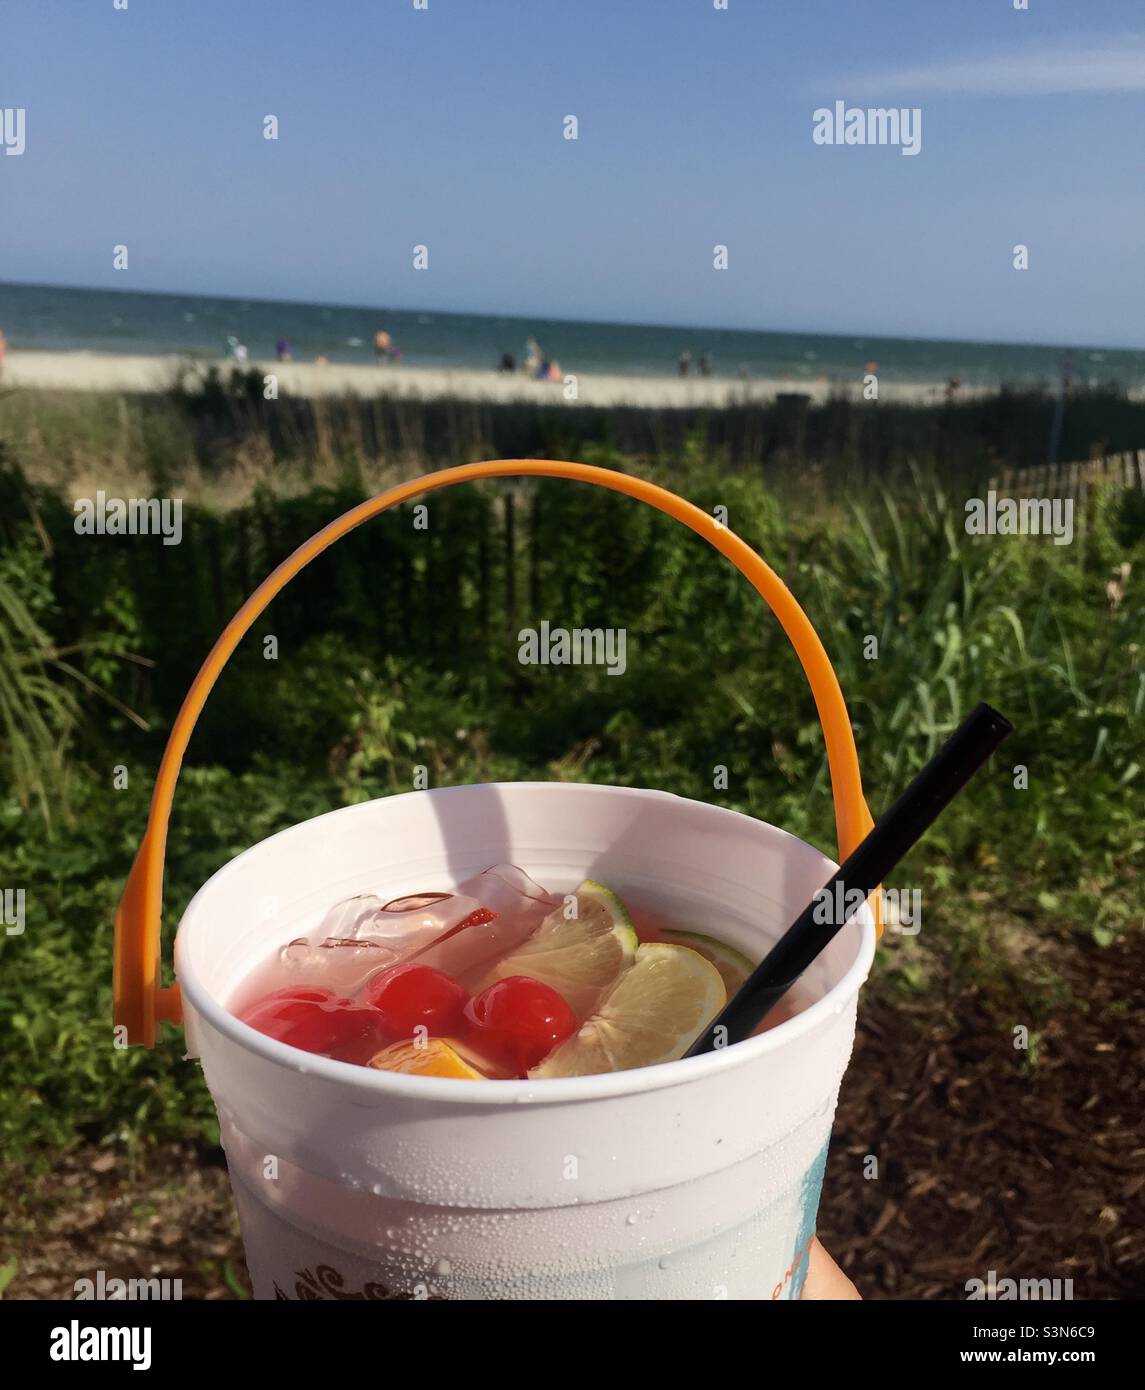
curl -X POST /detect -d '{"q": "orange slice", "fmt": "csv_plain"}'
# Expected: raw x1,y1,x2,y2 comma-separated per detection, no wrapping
367,1038,485,1080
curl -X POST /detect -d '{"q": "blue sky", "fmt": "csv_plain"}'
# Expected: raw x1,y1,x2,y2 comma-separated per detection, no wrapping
1,0,1142,345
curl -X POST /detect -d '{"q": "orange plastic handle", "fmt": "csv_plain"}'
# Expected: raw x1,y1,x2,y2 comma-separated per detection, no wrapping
114,460,878,1045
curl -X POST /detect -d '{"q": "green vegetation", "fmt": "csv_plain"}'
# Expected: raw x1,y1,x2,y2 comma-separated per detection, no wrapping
0,388,1141,1163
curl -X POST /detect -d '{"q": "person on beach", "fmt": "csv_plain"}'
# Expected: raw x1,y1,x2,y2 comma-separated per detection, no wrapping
276,336,292,362
0,328,7,380
698,352,712,378
524,337,542,377
678,350,692,377
497,352,516,372
374,329,393,364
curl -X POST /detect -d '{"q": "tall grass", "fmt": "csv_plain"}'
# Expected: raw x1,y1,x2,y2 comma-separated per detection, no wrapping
0,479,148,818
0,575,81,818
808,465,1144,792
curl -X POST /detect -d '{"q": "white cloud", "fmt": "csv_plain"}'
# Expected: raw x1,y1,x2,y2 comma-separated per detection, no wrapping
847,38,1145,97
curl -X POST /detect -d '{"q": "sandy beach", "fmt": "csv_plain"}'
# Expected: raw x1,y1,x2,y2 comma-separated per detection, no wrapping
0,349,981,407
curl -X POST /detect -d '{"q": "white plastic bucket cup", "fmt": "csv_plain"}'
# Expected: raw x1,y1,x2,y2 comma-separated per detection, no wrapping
176,781,876,1301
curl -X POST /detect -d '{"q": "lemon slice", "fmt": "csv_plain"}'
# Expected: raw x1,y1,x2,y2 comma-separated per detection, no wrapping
475,879,637,1019
368,1038,484,1080
529,943,726,1078
658,928,755,994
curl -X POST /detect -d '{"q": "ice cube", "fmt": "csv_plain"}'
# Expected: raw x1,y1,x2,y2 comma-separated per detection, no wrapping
357,892,488,955
284,889,493,997
413,864,559,984
282,870,560,1000
458,864,559,915
316,894,386,940
279,935,401,996
315,889,489,955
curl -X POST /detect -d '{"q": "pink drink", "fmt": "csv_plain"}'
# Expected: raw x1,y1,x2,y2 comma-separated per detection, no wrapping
232,863,806,1078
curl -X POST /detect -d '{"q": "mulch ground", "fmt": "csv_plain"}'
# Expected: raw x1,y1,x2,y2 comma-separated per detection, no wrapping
5,933,1143,1301
821,930,1145,1300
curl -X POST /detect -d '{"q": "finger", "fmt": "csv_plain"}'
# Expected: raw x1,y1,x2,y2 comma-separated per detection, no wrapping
801,1236,861,1300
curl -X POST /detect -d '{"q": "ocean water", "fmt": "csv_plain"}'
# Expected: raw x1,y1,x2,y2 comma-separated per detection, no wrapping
1,280,1142,390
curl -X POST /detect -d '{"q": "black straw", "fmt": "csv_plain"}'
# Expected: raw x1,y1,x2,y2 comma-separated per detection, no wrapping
685,702,1013,1057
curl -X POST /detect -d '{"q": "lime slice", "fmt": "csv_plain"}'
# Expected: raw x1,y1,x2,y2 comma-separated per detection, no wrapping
529,942,726,1078
658,929,755,994
475,879,637,1019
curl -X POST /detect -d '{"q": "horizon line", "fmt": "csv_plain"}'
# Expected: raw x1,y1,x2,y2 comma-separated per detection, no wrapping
0,277,1141,358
